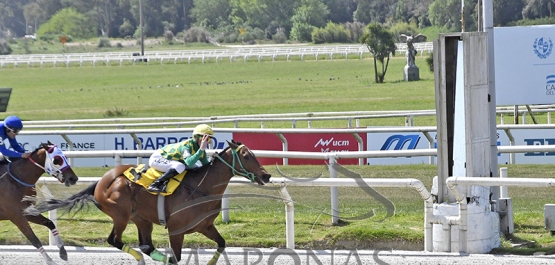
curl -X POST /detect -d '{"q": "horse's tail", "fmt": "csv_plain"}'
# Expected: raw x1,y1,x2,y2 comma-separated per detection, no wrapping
24,181,99,216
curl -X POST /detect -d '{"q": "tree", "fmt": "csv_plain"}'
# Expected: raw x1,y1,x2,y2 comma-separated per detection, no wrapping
323,0,357,24
428,0,460,30
36,7,96,39
360,23,396,83
354,0,396,24
493,0,525,26
290,0,329,42
522,0,555,19
229,0,298,35
23,2,45,35
0,0,27,37
428,0,478,31
190,0,232,30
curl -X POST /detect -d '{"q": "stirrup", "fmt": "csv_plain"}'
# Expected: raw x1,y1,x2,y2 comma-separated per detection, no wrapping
147,181,167,192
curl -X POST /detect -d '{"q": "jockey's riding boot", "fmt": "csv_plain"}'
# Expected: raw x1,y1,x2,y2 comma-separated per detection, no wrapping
147,168,178,192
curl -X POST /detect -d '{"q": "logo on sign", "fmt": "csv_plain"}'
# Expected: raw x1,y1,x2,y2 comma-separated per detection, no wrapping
523,138,555,156
547,75,555,95
533,37,553,59
380,135,420,150
314,137,350,152
314,137,350,147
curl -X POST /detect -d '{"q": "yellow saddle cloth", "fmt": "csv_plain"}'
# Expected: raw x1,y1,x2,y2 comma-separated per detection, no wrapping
123,164,186,196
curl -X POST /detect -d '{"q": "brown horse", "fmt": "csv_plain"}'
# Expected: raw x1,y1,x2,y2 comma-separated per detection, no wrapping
28,140,271,265
0,142,79,265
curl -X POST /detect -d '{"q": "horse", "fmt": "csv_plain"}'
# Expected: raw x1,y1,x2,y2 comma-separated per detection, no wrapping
28,140,271,265
0,141,79,265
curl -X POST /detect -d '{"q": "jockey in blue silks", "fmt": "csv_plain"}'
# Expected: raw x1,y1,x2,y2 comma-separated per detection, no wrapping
0,116,30,160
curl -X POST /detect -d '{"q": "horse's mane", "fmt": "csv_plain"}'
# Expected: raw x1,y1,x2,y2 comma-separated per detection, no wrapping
30,144,47,155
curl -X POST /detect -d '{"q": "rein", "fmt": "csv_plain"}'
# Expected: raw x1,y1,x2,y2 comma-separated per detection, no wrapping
7,145,67,187
8,162,35,187
183,144,256,200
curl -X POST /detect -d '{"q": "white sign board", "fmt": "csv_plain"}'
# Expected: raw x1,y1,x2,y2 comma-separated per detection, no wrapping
494,25,555,105
366,130,555,165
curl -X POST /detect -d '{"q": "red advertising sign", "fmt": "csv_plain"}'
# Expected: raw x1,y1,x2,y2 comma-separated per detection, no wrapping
233,132,366,165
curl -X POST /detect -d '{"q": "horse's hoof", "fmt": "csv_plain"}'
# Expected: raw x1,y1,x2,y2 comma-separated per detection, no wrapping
46,259,59,265
59,246,68,261
137,258,146,265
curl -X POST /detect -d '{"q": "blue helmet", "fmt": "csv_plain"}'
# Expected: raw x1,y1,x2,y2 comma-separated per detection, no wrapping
4,116,23,131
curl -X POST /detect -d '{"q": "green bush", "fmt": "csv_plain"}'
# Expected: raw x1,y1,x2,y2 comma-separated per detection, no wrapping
344,22,365,43
183,27,211,43
426,52,434,72
104,107,128,117
290,23,315,42
36,8,96,40
0,39,12,55
510,17,555,26
119,18,134,38
390,21,419,41
272,28,288,44
98,38,111,48
312,22,350,44
312,28,330,44
164,30,174,42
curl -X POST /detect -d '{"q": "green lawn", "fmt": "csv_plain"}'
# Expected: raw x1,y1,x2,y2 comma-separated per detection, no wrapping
2,53,436,127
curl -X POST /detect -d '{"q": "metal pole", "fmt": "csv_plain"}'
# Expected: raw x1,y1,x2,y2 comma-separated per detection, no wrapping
484,0,499,206
139,0,144,56
461,0,465,32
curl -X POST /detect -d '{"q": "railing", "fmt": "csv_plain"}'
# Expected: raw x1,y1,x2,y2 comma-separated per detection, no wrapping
17,105,555,130
0,43,436,68
38,144,555,250
18,122,555,166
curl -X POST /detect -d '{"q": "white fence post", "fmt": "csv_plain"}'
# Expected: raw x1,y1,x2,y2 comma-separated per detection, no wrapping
329,157,339,225
500,167,508,198
221,187,230,223
278,186,295,249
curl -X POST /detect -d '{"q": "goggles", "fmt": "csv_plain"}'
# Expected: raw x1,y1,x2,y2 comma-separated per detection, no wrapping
7,127,21,134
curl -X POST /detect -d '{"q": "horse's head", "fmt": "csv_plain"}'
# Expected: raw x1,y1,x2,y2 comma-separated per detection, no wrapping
32,141,79,186
219,140,271,185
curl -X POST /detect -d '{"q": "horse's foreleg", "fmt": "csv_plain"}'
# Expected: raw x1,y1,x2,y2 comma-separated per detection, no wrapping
168,233,185,265
26,214,67,261
10,214,58,265
201,224,226,265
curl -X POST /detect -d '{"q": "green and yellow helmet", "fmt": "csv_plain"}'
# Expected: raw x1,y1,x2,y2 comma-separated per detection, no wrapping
192,124,214,138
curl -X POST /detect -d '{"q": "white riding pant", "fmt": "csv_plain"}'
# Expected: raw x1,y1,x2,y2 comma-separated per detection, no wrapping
149,151,186,174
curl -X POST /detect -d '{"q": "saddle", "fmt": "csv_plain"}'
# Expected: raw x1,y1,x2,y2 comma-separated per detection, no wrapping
123,164,186,196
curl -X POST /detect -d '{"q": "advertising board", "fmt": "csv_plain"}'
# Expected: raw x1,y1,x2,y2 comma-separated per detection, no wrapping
11,129,555,167
494,25,555,105
233,132,366,165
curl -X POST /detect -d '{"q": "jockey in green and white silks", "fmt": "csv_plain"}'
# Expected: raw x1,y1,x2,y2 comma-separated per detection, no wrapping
147,124,214,192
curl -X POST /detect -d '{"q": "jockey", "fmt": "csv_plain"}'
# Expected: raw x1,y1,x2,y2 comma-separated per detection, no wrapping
0,116,31,160
147,124,214,192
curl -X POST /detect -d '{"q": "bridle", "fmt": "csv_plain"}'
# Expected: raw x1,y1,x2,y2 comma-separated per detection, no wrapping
8,145,70,187
214,144,257,182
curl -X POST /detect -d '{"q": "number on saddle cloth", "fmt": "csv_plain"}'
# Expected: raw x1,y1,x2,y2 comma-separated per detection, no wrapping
129,165,148,181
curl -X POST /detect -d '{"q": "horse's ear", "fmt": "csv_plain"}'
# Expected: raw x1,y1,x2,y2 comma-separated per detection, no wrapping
47,140,53,145
227,140,237,148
